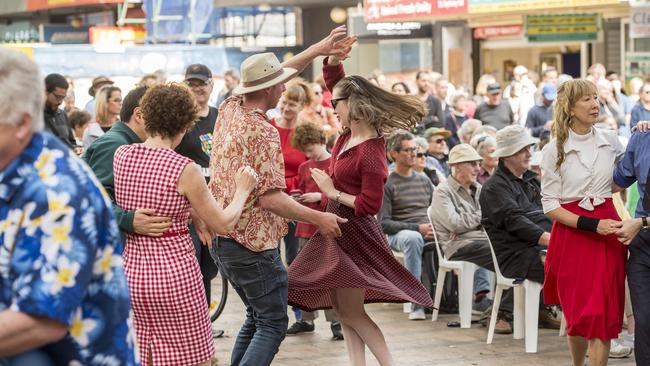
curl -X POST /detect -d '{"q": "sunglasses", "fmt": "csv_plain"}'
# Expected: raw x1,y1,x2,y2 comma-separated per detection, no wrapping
184,80,210,88
433,139,445,144
417,152,426,158
331,96,349,109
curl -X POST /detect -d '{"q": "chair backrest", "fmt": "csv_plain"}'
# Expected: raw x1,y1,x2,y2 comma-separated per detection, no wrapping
482,228,510,282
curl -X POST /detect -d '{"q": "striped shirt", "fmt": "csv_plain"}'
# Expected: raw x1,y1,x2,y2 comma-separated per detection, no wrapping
379,171,434,235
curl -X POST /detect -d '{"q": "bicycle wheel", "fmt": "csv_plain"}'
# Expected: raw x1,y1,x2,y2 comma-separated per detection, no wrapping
209,269,228,322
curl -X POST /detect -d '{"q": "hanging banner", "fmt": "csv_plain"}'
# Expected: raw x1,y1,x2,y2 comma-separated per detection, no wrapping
473,24,522,39
27,0,122,11
363,0,467,22
525,13,600,42
630,6,650,39
468,0,619,15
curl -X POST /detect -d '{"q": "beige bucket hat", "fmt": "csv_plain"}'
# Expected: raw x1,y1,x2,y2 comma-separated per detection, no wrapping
492,125,539,158
233,52,297,95
448,143,483,165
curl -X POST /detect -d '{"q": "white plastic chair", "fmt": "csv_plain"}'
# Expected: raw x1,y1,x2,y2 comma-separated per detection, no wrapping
485,230,565,353
429,220,478,329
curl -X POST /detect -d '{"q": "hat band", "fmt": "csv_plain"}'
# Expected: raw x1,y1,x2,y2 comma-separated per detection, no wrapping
242,69,285,88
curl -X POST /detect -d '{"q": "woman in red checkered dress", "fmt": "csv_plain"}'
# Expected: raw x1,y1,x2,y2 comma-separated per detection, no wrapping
113,84,257,366
288,65,434,364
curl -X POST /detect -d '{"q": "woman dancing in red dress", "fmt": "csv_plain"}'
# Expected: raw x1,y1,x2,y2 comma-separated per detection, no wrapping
288,58,433,365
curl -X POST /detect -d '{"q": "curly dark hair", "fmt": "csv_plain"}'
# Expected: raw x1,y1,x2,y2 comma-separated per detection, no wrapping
140,83,198,139
291,122,325,151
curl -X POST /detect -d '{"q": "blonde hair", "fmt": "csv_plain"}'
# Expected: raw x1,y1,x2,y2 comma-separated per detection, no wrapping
334,75,425,135
283,80,315,107
552,79,598,170
95,85,121,125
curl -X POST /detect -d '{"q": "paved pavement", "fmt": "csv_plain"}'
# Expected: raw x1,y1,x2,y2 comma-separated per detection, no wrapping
212,293,637,366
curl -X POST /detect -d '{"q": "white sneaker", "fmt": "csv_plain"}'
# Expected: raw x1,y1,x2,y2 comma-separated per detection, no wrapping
623,333,635,348
409,308,426,320
609,340,633,359
403,302,411,313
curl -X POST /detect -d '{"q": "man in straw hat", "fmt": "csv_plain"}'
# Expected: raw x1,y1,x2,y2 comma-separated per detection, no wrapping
208,26,355,366
430,143,510,332
478,125,561,330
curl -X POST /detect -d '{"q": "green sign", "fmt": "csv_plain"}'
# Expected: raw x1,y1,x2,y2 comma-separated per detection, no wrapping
525,13,600,42
625,52,650,82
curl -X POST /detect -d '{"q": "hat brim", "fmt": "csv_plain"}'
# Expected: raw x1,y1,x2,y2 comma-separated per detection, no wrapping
233,67,298,95
88,80,114,97
429,130,452,139
449,157,483,165
491,137,539,158
184,74,210,82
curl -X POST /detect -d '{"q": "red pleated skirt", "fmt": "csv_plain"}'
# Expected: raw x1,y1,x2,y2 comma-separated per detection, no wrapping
543,198,627,340
288,201,434,312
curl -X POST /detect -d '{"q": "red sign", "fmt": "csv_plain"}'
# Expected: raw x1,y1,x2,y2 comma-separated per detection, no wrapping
364,0,467,22
473,24,523,39
27,0,122,11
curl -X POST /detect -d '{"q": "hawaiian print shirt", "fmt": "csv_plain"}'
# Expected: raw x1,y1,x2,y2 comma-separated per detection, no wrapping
0,132,137,365
209,95,287,252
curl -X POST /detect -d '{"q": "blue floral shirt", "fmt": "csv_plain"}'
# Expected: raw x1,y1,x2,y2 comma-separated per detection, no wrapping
0,132,138,365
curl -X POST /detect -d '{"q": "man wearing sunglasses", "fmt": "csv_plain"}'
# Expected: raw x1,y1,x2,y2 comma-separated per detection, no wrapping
43,73,76,149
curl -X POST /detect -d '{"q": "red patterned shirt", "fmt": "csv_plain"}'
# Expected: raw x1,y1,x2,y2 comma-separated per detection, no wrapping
209,96,287,252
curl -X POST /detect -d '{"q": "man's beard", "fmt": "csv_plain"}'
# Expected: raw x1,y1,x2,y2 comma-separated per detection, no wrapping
45,102,59,113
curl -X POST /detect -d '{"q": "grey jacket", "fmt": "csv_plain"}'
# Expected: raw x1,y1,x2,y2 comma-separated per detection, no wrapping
429,176,487,257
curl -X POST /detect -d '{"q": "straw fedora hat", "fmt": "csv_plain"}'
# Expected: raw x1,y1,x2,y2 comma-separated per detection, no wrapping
233,53,297,95
492,125,539,158
448,143,483,165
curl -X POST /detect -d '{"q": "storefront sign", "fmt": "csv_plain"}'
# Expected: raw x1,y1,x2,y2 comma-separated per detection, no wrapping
40,24,91,44
473,24,522,39
90,26,145,46
364,0,467,22
468,0,619,14
631,6,650,39
349,14,433,39
625,52,650,82
27,0,122,11
525,13,600,42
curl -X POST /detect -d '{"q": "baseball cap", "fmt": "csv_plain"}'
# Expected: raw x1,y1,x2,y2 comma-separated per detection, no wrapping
487,83,501,95
184,64,212,82
542,83,557,101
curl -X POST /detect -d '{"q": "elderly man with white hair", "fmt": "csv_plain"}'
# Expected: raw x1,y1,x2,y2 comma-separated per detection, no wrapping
0,49,136,365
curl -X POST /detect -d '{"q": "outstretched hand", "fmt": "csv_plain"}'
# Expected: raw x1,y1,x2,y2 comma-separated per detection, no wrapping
312,25,357,61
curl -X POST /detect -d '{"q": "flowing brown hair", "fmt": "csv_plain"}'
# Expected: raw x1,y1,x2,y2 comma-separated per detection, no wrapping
334,75,425,135
552,79,598,170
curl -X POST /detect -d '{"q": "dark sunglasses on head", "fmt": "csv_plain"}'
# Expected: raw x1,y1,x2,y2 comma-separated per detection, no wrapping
331,96,349,109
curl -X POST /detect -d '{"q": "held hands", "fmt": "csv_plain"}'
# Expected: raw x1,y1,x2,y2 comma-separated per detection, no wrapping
597,219,623,236
313,25,357,62
616,218,642,245
310,168,336,198
133,208,171,237
234,166,258,194
298,192,322,203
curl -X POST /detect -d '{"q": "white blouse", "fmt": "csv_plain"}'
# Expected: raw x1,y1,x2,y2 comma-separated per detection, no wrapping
540,127,624,214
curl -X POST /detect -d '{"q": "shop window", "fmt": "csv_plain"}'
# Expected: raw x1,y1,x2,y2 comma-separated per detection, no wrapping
378,39,432,73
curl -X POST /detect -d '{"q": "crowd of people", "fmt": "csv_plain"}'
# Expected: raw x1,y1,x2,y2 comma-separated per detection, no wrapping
2,23,650,366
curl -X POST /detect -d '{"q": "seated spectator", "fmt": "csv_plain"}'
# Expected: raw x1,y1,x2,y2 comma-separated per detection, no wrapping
479,125,561,330
0,48,135,366
471,124,497,140
414,136,445,186
424,127,452,177
68,109,91,151
597,79,626,129
474,83,514,130
526,83,556,138
458,118,482,144
446,93,469,148
379,131,435,320
470,134,497,185
429,144,508,331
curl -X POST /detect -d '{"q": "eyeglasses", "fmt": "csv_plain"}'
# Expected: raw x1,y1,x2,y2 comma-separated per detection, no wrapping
51,92,66,101
331,96,349,109
184,80,210,88
416,152,426,158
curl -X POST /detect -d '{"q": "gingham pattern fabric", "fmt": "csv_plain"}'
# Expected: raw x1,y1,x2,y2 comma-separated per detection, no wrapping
114,144,215,365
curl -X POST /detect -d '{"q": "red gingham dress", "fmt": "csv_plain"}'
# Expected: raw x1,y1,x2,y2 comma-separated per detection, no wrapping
288,133,434,311
113,144,215,365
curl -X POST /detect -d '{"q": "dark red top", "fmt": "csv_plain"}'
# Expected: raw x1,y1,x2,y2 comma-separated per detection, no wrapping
322,57,346,93
269,119,307,193
329,132,387,217
295,158,331,238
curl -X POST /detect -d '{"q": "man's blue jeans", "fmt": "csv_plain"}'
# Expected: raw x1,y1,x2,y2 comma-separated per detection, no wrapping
387,230,424,282
0,350,54,366
210,238,288,366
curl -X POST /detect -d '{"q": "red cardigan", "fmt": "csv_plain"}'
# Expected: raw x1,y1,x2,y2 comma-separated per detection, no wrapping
269,119,307,193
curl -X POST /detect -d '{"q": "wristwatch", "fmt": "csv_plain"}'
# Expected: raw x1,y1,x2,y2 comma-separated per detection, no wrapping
642,217,649,229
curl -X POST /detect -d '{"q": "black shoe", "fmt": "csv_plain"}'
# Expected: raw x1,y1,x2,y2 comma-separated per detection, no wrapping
287,321,315,335
331,321,344,341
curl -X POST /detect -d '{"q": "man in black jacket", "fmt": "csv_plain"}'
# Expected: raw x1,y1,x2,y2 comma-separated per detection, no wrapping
479,125,560,329
43,73,76,149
